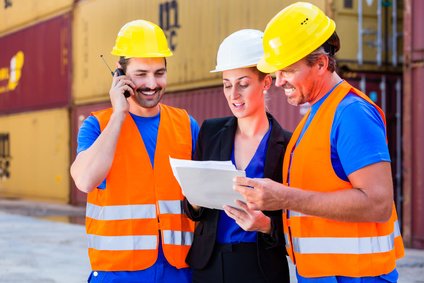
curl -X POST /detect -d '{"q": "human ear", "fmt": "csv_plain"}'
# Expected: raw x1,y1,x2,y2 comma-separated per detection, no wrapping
317,55,329,71
263,74,273,90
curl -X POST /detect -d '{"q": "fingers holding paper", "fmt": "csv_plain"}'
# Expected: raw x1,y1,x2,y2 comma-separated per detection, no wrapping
223,200,271,234
233,176,287,211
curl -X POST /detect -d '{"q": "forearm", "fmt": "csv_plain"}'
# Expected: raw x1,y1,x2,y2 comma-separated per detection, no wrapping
284,162,394,222
284,186,391,222
71,113,126,193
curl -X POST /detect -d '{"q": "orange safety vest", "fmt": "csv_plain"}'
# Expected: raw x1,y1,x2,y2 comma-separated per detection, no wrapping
282,81,404,278
86,104,195,271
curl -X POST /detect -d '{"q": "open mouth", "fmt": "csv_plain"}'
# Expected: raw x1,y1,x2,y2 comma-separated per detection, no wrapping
137,88,161,97
284,87,295,96
232,102,245,108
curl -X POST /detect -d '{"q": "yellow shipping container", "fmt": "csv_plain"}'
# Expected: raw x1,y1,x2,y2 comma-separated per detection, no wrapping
0,108,70,203
0,0,73,35
72,0,326,104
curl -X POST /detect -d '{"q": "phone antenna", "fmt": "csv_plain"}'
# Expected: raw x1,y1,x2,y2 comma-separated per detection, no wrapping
100,55,114,76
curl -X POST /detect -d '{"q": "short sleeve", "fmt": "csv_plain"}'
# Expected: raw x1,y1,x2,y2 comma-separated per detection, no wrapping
331,95,391,178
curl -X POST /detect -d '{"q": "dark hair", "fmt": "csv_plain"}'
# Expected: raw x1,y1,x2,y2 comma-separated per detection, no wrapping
322,31,340,56
118,57,130,72
251,67,268,81
118,56,167,72
304,31,340,73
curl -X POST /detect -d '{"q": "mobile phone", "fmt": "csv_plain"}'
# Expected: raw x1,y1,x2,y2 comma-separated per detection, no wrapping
114,68,131,98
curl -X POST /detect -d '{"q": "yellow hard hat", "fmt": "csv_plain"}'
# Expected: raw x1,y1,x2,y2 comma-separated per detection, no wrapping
111,20,173,58
258,2,336,73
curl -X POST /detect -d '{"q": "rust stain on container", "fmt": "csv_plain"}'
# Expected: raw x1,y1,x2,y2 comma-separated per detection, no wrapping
0,14,71,115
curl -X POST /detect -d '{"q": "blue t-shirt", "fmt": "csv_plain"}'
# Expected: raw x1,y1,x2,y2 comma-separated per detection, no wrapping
293,88,390,182
76,110,199,283
77,112,199,189
216,121,272,244
294,84,396,282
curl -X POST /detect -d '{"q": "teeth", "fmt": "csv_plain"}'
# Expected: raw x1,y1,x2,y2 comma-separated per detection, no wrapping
141,91,155,96
233,103,244,107
284,88,295,95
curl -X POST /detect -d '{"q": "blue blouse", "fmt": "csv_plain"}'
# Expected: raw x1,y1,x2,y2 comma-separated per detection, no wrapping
216,121,272,244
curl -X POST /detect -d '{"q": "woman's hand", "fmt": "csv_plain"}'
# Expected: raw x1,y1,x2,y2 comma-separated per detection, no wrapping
223,200,271,234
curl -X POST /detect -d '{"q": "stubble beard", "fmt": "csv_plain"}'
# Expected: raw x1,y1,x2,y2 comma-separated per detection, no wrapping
133,89,164,109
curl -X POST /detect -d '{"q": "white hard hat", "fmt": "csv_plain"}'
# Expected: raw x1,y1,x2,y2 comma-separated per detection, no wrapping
211,29,264,73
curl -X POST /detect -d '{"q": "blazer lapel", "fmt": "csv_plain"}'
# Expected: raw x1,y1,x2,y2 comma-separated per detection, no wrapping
218,117,237,161
264,114,287,179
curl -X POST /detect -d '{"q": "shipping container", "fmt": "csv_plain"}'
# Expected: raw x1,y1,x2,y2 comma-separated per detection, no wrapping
0,13,72,115
72,0,326,104
333,0,403,69
403,0,424,249
0,108,70,203
0,0,73,35
72,0,403,104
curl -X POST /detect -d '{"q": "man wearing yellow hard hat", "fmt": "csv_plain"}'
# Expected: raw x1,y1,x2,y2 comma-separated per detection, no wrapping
70,20,199,283
235,2,405,282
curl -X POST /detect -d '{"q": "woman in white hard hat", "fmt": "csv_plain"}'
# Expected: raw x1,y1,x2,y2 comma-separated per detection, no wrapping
183,29,291,283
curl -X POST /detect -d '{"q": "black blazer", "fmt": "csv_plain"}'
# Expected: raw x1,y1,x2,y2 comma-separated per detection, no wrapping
184,113,292,283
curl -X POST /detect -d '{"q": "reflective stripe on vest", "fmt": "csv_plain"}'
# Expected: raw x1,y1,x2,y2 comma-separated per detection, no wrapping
163,230,194,246
87,105,194,271
284,233,290,247
292,221,400,254
86,203,156,220
281,81,404,277
158,200,183,214
288,210,306,218
87,234,157,250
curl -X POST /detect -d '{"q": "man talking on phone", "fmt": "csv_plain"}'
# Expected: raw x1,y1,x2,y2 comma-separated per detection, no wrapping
70,20,199,283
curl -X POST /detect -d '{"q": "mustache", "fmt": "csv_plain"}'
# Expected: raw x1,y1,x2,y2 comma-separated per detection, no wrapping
137,87,162,93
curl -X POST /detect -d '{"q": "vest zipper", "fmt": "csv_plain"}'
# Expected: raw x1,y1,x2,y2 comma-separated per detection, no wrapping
288,225,296,265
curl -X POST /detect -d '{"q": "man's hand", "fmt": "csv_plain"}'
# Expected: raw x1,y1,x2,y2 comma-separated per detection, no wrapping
233,177,287,211
110,72,135,114
234,162,394,223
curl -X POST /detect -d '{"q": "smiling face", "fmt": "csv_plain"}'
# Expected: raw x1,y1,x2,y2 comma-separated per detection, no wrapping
125,57,167,110
222,67,271,119
274,59,321,106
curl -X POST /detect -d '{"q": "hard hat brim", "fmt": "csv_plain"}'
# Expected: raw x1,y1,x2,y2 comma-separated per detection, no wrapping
111,50,173,58
210,63,257,73
257,57,280,73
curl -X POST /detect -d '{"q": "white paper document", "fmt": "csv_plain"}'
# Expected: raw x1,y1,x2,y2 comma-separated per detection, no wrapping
169,157,246,210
